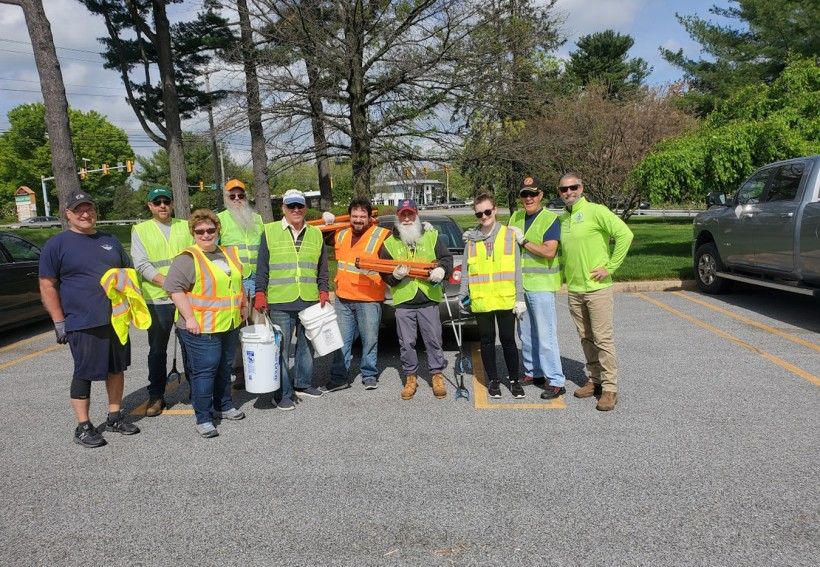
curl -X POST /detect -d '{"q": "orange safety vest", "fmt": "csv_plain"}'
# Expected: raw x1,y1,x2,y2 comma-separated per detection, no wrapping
184,245,243,333
334,224,390,301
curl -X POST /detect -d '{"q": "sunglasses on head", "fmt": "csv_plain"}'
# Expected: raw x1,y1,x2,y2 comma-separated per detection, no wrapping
285,202,305,210
474,208,494,218
193,227,217,236
558,183,581,193
228,193,246,201
520,190,540,198
151,198,171,206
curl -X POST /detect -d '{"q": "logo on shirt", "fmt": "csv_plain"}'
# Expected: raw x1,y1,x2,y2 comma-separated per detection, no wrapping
101,244,113,251
573,212,584,223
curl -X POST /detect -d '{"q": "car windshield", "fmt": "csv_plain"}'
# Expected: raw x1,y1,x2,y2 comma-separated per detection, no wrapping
378,216,464,254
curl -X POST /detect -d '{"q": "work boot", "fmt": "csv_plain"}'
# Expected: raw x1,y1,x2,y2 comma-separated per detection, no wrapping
574,380,602,399
431,373,447,399
596,391,618,411
145,397,165,417
401,375,418,400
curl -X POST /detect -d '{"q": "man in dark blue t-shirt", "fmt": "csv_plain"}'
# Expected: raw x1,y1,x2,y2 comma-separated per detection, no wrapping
39,192,140,448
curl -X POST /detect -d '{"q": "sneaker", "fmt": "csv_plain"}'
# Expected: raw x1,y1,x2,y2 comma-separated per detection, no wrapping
196,422,219,438
214,407,246,420
98,411,140,435
277,397,296,411
363,378,378,390
294,386,323,398
74,422,107,448
533,377,547,387
487,380,502,399
521,375,534,384
145,397,165,417
540,385,566,400
509,379,525,399
321,381,350,393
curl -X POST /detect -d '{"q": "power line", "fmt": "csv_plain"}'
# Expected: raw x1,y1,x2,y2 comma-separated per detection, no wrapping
0,76,124,91
0,87,123,98
0,38,104,56
0,47,104,64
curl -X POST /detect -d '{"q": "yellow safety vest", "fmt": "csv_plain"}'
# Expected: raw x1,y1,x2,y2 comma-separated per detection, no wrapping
185,246,243,333
99,268,152,345
132,218,192,302
382,229,443,305
263,223,323,303
508,208,561,292
217,210,264,278
465,225,516,312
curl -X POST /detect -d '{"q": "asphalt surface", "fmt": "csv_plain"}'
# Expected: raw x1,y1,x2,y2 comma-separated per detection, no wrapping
0,288,817,566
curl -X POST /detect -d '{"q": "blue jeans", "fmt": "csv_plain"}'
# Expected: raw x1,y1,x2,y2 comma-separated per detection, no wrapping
329,299,381,384
268,309,314,400
146,303,176,399
178,328,239,424
519,290,565,387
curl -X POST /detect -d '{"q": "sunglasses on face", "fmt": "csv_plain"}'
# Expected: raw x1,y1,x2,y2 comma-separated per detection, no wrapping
285,203,305,210
520,190,540,199
228,193,246,201
558,183,581,193
151,198,171,206
474,208,494,218
193,227,217,236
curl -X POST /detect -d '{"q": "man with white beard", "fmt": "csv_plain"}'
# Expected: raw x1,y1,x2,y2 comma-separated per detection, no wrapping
217,179,264,389
378,199,453,400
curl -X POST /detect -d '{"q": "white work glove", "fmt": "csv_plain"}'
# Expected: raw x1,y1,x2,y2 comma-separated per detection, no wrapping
422,221,434,232
322,211,336,225
512,301,527,320
392,264,410,280
508,225,525,245
428,266,446,284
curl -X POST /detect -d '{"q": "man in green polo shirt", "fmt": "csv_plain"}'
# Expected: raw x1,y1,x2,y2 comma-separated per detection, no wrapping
557,173,633,411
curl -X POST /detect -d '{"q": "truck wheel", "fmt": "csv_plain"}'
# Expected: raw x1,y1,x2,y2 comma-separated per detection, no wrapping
695,242,729,294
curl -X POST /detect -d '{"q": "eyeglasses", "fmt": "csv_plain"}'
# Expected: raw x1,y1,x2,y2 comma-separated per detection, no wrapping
151,198,171,206
519,190,540,198
285,202,305,210
193,227,217,236
474,208,494,218
228,193,246,201
558,183,581,193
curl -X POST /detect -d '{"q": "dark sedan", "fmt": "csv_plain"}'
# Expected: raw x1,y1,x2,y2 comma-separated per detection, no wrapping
0,232,48,332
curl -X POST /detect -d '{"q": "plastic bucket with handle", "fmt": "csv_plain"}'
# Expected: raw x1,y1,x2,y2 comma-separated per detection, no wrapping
240,315,281,394
298,303,343,357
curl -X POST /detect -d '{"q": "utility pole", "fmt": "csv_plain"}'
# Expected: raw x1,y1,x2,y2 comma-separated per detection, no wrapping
203,71,223,209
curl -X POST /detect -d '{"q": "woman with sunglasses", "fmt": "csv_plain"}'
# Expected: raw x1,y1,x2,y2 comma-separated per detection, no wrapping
459,192,527,399
164,209,248,438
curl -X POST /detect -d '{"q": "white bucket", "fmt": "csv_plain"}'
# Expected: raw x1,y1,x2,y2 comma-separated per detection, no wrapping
298,303,343,357
240,317,281,394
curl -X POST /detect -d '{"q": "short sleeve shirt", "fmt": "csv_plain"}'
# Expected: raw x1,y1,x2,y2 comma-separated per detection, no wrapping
39,231,132,331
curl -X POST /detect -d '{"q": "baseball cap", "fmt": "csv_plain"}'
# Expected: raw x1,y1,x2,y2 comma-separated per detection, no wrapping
282,189,306,206
146,187,173,202
397,199,418,214
520,176,542,193
65,192,95,211
224,178,246,192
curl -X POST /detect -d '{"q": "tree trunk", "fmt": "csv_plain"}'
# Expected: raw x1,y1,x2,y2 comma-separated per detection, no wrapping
10,0,80,225
305,58,333,210
237,0,273,221
152,0,190,219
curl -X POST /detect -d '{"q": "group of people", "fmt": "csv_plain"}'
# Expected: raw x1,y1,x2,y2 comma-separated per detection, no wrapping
38,171,633,448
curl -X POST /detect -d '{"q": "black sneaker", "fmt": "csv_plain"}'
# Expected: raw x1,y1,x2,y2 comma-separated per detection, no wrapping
509,380,525,399
320,382,350,393
74,422,107,448
98,411,140,435
487,380,502,399
540,385,566,400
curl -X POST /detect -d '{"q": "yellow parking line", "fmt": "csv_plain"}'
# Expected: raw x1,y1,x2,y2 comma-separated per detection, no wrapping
673,291,820,353
636,293,820,387
0,331,52,354
471,343,565,409
0,343,63,371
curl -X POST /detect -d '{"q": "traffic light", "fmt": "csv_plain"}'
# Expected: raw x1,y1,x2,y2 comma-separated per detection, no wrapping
403,168,411,178
198,180,205,192
126,160,133,173
422,166,428,175
102,163,109,175
79,168,87,180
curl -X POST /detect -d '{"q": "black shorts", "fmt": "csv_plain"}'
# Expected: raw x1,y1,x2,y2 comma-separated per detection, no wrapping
67,324,131,381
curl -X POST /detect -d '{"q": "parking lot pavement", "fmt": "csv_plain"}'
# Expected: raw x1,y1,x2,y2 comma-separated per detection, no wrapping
0,290,817,566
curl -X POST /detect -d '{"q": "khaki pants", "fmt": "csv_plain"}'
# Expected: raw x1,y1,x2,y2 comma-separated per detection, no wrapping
567,287,618,392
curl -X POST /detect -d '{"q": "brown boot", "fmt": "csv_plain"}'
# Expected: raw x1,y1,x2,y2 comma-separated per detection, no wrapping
596,391,618,411
401,375,418,400
431,373,447,399
145,397,165,417
574,380,601,399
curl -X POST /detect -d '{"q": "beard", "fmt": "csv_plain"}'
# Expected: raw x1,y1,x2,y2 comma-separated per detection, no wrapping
228,199,256,231
396,217,422,247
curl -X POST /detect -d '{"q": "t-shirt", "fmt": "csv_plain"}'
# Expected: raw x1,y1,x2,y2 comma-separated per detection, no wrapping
39,230,132,331
524,212,561,242
163,248,232,329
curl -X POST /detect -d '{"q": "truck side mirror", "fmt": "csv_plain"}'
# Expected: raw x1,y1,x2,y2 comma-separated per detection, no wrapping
706,192,727,207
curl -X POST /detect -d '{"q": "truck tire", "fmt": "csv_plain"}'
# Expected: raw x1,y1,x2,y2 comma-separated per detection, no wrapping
695,242,729,294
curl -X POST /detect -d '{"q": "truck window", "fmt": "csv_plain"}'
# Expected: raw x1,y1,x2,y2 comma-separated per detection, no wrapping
765,162,804,202
736,168,772,205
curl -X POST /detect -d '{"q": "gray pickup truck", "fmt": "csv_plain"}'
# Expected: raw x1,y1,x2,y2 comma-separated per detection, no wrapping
692,155,820,296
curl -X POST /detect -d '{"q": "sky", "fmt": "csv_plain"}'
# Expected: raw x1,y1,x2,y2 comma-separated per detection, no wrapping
0,0,727,163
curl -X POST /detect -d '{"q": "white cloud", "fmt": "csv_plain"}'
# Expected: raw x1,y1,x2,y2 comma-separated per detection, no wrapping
555,0,648,40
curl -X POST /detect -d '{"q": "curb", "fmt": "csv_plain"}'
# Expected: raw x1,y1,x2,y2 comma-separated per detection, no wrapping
612,279,698,293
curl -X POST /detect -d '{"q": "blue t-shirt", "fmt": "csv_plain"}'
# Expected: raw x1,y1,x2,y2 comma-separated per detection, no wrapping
524,212,561,242
39,231,132,331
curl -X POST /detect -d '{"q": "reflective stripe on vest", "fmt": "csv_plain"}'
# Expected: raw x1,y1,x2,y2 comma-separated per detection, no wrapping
218,210,264,279
185,245,243,333
466,226,516,312
100,268,152,345
264,223,322,303
334,225,389,301
133,218,192,302
382,229,442,305
509,208,562,292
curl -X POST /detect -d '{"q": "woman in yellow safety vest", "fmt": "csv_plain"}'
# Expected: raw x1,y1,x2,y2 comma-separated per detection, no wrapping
164,209,247,438
458,192,527,400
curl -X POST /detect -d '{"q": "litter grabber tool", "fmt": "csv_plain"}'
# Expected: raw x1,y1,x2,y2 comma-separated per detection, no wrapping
443,294,471,400
166,329,182,383
354,257,437,279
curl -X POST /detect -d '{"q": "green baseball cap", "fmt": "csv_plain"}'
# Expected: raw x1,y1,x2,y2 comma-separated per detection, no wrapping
147,187,173,202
